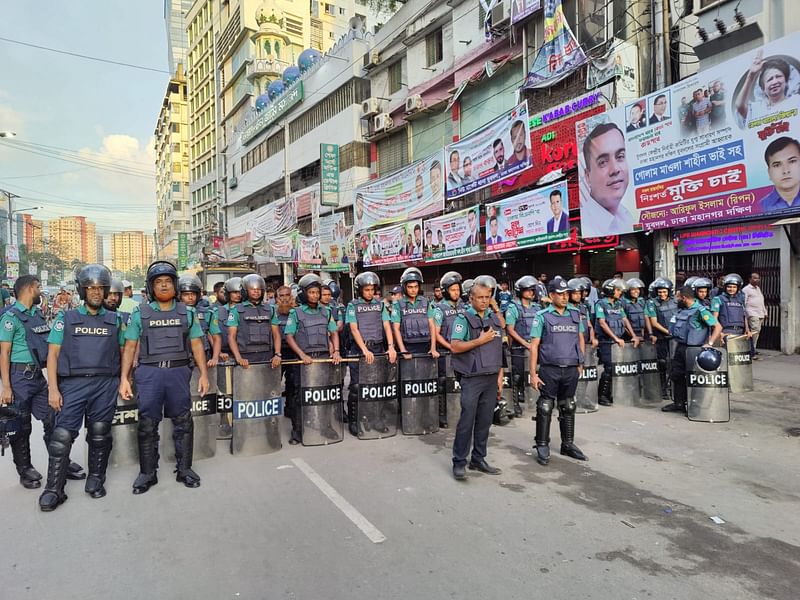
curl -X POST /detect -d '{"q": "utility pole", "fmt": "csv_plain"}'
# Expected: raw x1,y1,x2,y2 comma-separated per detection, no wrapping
2,189,21,246
282,119,292,285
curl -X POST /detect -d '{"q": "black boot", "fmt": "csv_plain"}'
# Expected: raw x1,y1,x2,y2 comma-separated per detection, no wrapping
559,413,587,461
598,372,613,406
347,389,360,437
85,421,112,499
39,427,73,511
11,415,42,489
172,412,200,488
534,409,552,466
513,385,524,417
132,416,159,495
659,369,672,401
43,413,84,480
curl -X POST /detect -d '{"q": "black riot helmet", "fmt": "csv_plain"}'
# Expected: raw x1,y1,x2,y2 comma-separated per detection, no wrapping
601,278,626,298
439,271,462,291
692,277,713,292
145,260,178,299
354,271,381,296
696,347,722,372
461,278,474,302
474,275,498,300
625,278,645,298
242,273,266,291
109,278,125,294
400,267,423,288
567,277,589,293
322,278,341,301
514,275,538,298
177,274,203,296
75,264,112,301
723,273,744,290
684,276,698,289
652,277,674,294
297,273,323,305
224,276,243,295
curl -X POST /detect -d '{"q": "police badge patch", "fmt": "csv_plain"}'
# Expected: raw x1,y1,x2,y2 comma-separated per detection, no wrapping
54,321,65,331
3,321,12,331
454,323,464,334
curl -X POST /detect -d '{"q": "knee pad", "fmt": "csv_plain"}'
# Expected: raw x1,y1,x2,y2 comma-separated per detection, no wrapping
537,397,554,417
559,397,577,415
49,427,74,455
88,421,112,444
137,415,158,436
172,411,193,433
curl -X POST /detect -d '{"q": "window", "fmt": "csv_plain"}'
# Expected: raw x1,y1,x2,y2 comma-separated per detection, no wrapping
388,61,402,94
325,3,335,16
339,7,345,15
425,29,443,67
172,182,182,192
171,123,180,133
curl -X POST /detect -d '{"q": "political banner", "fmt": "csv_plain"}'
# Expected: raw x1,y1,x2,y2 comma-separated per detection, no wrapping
270,230,298,263
249,195,297,239
485,181,571,253
445,102,533,199
354,152,444,232
511,0,541,25
522,0,586,89
423,205,481,262
361,220,423,267
298,235,322,269
576,32,800,237
318,212,351,272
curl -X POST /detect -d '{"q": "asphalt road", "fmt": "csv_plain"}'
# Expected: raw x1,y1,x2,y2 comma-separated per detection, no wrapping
2,361,799,600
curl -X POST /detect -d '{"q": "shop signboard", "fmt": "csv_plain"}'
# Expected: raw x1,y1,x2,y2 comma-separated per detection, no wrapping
677,221,782,255
576,33,800,237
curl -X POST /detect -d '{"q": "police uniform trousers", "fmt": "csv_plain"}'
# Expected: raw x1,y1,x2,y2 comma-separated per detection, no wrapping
134,364,192,420
538,364,580,406
655,337,672,398
670,343,690,408
510,345,528,401
54,375,119,432
9,364,51,423
452,373,498,467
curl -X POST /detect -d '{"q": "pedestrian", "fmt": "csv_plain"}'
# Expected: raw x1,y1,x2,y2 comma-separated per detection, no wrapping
0,275,85,490
742,273,766,358
433,271,464,428
587,278,600,309
179,275,224,367
449,278,504,480
433,285,443,303
345,271,397,436
504,275,541,417
38,265,126,511
391,268,439,358
645,278,678,402
711,273,750,340
118,261,209,494
535,273,549,306
594,279,640,406
529,278,587,466
663,285,722,413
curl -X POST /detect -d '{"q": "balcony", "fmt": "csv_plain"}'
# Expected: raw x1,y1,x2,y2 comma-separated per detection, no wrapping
246,57,293,81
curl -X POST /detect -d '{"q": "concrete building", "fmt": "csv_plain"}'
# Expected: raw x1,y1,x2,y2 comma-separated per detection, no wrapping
95,234,104,265
48,216,97,264
165,0,194,74
111,231,153,273
155,68,191,262
22,214,45,253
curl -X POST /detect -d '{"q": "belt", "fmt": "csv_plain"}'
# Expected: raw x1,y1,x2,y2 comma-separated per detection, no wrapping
11,363,40,372
143,359,190,369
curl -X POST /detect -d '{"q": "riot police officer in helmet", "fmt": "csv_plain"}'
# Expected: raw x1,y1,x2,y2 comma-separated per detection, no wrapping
391,267,439,359
567,278,597,349
529,278,587,466
433,271,463,428
119,261,209,494
505,275,542,417
623,278,651,340
39,264,125,510
594,278,640,406
711,273,751,340
691,277,713,308
645,278,678,401
178,275,223,367
227,274,282,370
103,278,128,321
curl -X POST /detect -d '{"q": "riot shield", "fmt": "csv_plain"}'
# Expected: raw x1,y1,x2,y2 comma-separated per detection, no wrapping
444,354,461,428
108,394,139,468
300,361,344,446
523,350,539,410
231,363,284,455
575,349,599,413
610,343,640,406
162,366,218,462
638,342,662,405
216,360,235,439
725,335,753,393
687,347,730,423
400,354,439,435
355,354,398,440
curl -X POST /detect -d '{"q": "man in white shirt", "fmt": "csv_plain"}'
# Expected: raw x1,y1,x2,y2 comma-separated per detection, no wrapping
742,272,767,358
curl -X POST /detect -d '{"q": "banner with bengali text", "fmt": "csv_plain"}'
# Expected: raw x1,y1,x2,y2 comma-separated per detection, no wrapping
318,212,351,272
361,220,423,267
423,205,481,261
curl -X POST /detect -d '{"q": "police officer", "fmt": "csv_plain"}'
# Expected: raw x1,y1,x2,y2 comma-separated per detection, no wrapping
529,278,587,466
645,278,678,401
449,278,504,480
39,265,126,510
226,274,281,369
284,274,342,441
594,278,640,406
663,285,722,413
321,279,345,335
345,271,397,436
0,275,84,489
504,275,542,417
212,281,226,309
273,285,299,443
103,278,129,323
118,261,209,494
623,278,650,340
179,275,223,366
433,271,463,428
460,279,474,308
567,278,598,350
215,277,243,363
711,273,750,340
692,277,713,308
391,268,439,359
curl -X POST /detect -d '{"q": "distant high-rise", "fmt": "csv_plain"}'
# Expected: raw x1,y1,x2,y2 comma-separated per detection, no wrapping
165,0,193,74
22,214,45,253
48,216,97,264
96,234,105,265
112,231,154,273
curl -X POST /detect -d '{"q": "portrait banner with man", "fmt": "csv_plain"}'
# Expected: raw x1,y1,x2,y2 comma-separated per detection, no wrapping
318,213,351,272
362,220,424,267
576,32,800,238
484,181,571,253
353,152,445,232
445,102,533,199
423,205,481,262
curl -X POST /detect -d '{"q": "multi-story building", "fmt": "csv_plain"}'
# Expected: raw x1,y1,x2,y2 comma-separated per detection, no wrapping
22,214,45,253
111,231,153,273
95,234,105,266
165,0,194,74
155,68,191,262
48,216,97,264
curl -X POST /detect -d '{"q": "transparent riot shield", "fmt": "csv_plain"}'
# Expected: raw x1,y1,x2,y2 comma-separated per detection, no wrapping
444,354,462,427
216,360,235,439
575,348,599,413
686,347,730,423
231,362,284,455
725,335,753,393
356,354,398,440
400,354,439,435
610,343,640,406
638,342,662,405
108,394,139,468
300,361,345,446
162,366,218,462
523,349,539,411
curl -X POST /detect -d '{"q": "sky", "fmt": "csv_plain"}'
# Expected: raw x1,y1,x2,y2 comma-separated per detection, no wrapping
0,1,171,239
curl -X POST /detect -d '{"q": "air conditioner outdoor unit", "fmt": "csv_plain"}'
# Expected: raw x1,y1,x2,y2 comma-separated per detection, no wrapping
362,97,381,117
373,113,395,133
405,94,426,114
490,0,510,28
363,50,382,69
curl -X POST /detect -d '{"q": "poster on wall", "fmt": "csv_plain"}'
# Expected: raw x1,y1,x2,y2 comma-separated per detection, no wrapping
576,32,800,237
361,220,424,267
484,181,571,253
270,230,298,263
353,152,444,232
423,205,481,262
318,212,351,272
445,102,533,199
298,235,321,269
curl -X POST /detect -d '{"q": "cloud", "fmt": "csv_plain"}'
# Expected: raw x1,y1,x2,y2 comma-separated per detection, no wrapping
0,89,25,135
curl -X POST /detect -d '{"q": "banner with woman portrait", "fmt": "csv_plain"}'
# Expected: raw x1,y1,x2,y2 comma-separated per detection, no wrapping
298,235,322,269
576,32,800,237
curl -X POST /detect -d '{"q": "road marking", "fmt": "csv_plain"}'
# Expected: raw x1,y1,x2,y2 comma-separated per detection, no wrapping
291,457,386,544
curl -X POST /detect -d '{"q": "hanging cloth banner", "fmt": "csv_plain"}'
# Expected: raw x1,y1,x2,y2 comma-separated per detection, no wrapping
522,0,586,89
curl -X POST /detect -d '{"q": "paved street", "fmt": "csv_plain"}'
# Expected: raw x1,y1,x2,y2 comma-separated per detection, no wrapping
2,356,799,600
